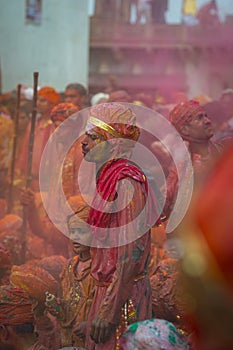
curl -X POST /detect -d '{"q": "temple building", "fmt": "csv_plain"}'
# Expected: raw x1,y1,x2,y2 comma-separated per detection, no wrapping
88,0,233,99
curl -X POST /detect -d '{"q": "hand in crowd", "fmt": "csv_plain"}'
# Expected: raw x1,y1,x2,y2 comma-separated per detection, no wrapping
20,188,36,207
73,321,87,339
90,315,116,344
45,295,61,318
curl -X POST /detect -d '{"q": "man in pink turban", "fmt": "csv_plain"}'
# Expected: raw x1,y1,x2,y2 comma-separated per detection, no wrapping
169,100,214,143
164,100,224,259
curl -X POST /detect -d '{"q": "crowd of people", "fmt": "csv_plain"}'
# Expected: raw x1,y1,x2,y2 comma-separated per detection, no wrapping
182,0,220,27
94,0,222,26
0,80,233,350
94,0,168,24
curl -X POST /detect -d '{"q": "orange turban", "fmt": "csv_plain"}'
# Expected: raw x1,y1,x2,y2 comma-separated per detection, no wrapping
10,264,59,302
88,102,140,142
68,194,91,215
38,86,61,105
50,102,79,123
0,285,34,325
169,100,204,133
67,194,91,230
38,255,67,281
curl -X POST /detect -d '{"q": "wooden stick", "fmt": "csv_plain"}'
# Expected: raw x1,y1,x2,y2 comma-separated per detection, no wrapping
21,72,39,263
7,84,21,213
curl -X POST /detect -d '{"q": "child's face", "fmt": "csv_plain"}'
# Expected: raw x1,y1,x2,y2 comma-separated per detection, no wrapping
68,217,92,256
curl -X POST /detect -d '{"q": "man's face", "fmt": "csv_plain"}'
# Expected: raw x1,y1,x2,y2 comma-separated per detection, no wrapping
81,129,112,164
37,96,53,116
65,89,84,108
183,112,214,141
18,112,29,133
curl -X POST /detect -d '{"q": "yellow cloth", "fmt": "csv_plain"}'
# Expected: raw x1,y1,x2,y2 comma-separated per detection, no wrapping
182,0,197,16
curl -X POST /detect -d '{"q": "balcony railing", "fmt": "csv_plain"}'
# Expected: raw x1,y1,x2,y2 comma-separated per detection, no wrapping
90,18,233,49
